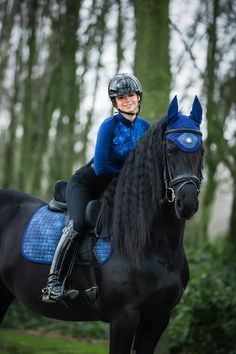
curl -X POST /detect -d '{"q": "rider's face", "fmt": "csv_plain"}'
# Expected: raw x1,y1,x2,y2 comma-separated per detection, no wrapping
115,93,140,116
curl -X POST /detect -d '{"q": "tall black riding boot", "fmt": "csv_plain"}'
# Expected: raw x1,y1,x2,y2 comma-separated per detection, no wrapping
42,220,80,303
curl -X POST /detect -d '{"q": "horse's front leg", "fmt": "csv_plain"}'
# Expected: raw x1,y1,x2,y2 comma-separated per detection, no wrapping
109,307,140,354
0,288,15,324
133,309,171,354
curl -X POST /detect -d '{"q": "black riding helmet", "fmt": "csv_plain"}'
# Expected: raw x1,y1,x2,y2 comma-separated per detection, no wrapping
108,73,142,115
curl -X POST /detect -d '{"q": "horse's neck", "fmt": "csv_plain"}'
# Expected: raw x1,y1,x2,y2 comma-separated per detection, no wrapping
157,206,185,253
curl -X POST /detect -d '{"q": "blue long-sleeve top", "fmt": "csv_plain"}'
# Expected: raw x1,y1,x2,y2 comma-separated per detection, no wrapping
93,112,150,176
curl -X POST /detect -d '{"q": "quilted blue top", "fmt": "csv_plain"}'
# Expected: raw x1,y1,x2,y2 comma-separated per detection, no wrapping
94,113,150,176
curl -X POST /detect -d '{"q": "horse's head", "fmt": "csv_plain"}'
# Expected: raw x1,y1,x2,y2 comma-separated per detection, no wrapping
163,95,204,220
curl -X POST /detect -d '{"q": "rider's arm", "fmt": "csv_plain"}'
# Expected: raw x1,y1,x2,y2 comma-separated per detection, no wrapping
94,118,120,176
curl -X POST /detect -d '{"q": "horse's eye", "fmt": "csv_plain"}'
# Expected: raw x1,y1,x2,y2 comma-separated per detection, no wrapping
166,144,177,157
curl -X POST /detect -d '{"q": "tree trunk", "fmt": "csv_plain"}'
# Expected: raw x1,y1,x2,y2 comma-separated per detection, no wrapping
2,33,22,189
228,179,236,249
133,0,170,122
19,0,38,192
198,0,220,243
0,0,20,93
133,1,171,353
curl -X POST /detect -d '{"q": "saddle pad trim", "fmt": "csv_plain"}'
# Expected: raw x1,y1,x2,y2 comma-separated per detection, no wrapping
93,239,113,266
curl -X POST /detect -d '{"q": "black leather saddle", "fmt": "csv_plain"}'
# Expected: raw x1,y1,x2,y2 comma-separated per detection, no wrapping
48,180,101,232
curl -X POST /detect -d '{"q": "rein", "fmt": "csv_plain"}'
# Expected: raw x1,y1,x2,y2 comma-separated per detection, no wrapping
163,128,202,203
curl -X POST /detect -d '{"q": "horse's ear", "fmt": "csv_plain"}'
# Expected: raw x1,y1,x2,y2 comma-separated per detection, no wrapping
167,95,179,120
189,96,202,125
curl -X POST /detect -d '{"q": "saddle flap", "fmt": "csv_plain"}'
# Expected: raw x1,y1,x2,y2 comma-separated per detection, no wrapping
85,200,101,228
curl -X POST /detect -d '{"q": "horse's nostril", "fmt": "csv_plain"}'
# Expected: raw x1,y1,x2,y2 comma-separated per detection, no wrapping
176,198,182,210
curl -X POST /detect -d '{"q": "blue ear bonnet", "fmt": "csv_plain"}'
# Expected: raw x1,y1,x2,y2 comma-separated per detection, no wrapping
166,95,203,152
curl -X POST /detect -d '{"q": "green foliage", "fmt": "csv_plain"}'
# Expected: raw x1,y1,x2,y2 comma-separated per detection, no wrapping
3,302,109,340
169,239,236,354
0,328,108,354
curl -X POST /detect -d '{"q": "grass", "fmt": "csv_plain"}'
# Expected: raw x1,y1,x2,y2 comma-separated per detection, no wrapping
0,328,108,354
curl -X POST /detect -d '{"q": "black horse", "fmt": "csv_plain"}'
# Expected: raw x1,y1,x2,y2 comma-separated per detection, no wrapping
0,96,204,354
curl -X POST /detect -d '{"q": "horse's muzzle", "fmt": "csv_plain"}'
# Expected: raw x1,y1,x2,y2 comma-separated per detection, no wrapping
174,182,199,220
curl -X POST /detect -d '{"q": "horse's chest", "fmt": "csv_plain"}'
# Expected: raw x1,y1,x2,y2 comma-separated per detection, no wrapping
126,266,182,314
135,257,184,297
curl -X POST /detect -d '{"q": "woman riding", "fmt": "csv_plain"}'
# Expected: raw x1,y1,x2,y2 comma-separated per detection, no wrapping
42,73,151,303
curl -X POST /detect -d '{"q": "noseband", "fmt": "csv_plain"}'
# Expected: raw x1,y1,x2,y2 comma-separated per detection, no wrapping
163,128,202,203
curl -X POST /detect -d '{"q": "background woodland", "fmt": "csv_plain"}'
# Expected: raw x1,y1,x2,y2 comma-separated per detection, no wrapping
1,0,236,353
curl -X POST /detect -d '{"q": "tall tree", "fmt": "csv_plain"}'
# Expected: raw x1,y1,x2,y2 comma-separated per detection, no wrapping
48,0,81,188
220,70,236,246
197,0,220,242
133,2,171,353
78,0,111,166
18,0,38,192
116,0,124,73
2,30,23,189
133,0,171,122
195,0,236,244
0,0,20,95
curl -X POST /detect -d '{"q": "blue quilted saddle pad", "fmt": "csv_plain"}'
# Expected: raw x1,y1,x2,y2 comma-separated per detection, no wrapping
22,205,112,265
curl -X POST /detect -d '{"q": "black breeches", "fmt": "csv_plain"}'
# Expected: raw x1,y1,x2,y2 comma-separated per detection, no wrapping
65,165,112,235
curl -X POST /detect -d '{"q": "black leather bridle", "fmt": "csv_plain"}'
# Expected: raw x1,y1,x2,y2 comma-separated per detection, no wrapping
163,128,203,203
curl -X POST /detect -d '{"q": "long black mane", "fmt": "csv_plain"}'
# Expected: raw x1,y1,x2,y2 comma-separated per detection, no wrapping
101,116,168,257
